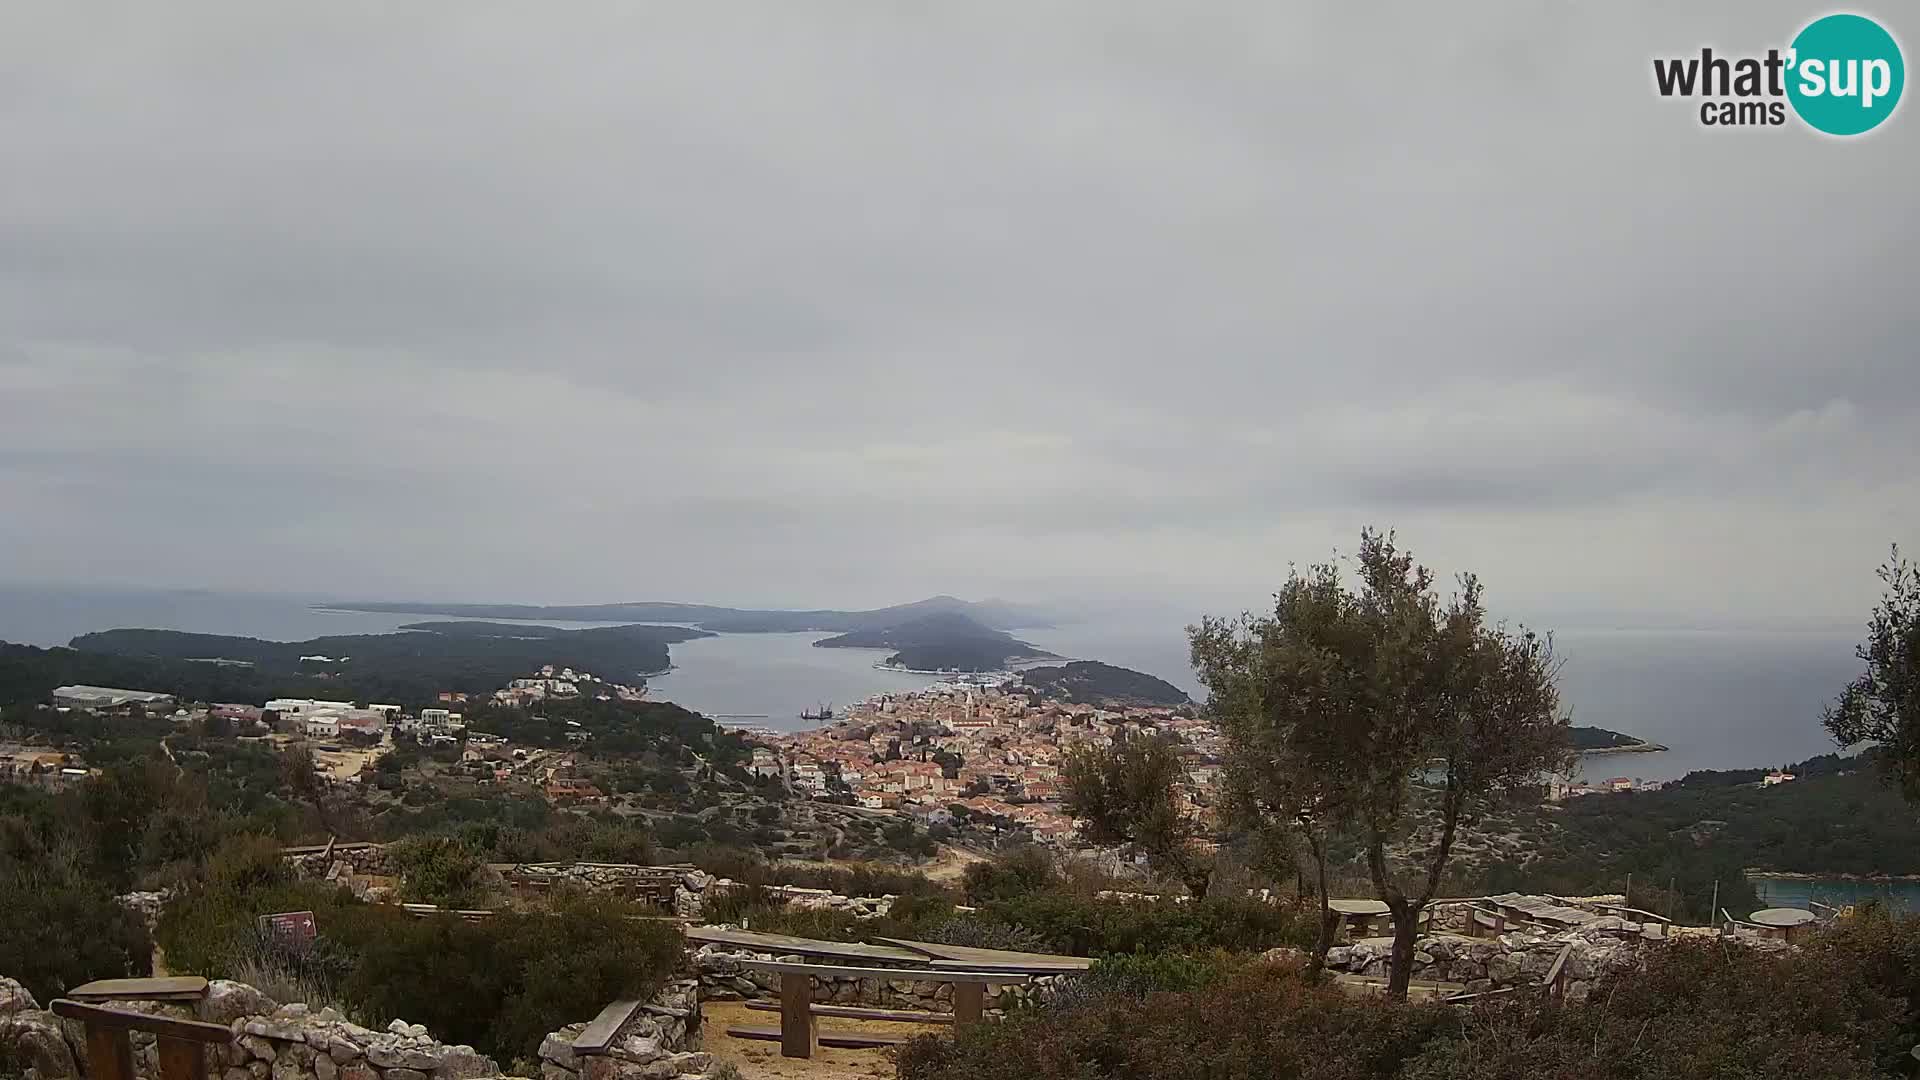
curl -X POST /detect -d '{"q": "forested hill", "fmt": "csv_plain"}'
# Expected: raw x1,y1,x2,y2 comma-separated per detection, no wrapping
1020,661,1191,707
812,611,1058,672
321,594,1053,632
0,622,707,708
1483,750,1913,917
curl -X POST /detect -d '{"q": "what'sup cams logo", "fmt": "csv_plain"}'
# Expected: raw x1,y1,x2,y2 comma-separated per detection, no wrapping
1654,12,1904,134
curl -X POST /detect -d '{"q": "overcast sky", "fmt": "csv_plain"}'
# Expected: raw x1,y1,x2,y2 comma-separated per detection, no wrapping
2,2,1914,625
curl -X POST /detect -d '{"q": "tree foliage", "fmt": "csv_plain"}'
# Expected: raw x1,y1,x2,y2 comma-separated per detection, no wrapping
1062,733,1213,896
1195,530,1569,999
1825,544,1920,799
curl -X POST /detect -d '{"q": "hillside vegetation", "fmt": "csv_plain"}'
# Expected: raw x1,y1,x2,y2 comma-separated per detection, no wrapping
1022,660,1191,706
2,622,704,708
814,611,1058,672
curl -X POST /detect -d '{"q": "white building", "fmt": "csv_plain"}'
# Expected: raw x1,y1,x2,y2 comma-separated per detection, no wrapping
51,685,175,710
303,716,340,739
265,698,355,719
409,708,462,734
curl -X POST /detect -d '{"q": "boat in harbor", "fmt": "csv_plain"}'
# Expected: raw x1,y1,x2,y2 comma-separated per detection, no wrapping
798,702,834,722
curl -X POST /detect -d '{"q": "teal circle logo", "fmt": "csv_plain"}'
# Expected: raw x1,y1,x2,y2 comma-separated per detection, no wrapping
1787,13,1904,135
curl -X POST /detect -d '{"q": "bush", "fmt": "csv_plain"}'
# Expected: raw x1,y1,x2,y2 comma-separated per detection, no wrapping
979,892,1315,957
898,963,1453,1080
1077,950,1241,997
342,895,681,1060
0,857,154,1002
158,871,681,1064
385,835,495,908
921,916,1052,955
901,920,1920,1080
961,847,1061,904
685,847,950,900
1403,939,1902,1080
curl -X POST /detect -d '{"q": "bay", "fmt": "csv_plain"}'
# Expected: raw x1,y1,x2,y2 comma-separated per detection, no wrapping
1750,874,1920,913
0,587,1868,779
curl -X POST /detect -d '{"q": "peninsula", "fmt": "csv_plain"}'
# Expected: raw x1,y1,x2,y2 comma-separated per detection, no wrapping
1570,725,1669,754
813,611,1058,673
1020,660,1190,707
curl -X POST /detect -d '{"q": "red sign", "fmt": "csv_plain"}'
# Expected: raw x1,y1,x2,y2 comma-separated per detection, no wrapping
259,911,317,949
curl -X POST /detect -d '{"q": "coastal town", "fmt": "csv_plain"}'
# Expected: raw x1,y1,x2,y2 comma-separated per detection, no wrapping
755,679,1216,847
3,667,1726,845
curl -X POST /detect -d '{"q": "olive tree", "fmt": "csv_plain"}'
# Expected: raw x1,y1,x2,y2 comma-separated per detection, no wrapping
1199,530,1568,999
1193,602,1353,976
1061,732,1213,897
1824,545,1920,799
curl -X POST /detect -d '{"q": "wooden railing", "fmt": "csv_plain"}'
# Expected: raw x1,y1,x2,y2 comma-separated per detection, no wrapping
50,1000,232,1080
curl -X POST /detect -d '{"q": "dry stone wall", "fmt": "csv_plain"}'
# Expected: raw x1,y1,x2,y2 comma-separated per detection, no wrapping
1323,928,1644,1001
534,980,709,1080
285,844,920,922
0,977,722,1080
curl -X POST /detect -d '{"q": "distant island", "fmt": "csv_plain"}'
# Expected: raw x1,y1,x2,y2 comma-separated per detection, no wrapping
20,622,711,708
1570,725,1668,754
1020,660,1190,708
813,611,1059,673
316,594,1053,633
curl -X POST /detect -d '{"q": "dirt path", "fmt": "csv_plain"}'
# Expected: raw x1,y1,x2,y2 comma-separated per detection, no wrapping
701,1001,944,1080
920,844,988,884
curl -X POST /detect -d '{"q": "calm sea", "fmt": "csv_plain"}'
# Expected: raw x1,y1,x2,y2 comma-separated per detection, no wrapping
1750,875,1920,913
0,586,1863,777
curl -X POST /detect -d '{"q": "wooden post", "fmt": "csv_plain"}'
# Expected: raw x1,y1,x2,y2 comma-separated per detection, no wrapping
156,1036,206,1080
778,972,816,1059
953,981,985,1028
86,1025,135,1080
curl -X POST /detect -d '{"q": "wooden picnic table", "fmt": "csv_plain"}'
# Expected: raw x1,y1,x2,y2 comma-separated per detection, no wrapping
731,960,1031,1059
872,937,1094,974
685,925,930,964
67,977,209,1003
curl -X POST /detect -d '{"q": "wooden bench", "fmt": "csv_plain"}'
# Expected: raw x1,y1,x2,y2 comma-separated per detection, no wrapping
728,961,1031,1059
1465,905,1514,937
744,1001,954,1024
570,999,645,1057
51,1000,232,1080
67,977,210,1004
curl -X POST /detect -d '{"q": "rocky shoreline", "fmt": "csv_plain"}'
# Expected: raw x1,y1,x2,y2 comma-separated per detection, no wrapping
1579,739,1669,755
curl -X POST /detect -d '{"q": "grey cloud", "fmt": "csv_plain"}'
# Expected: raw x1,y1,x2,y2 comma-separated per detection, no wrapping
2,0,1917,621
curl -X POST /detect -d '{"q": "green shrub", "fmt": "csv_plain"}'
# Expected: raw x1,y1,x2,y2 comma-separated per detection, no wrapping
900,922,1920,1080
961,847,1061,904
1078,949,1241,996
385,835,494,908
157,874,680,1064
0,857,153,1002
921,916,1053,955
898,963,1453,1080
342,895,681,1060
979,892,1315,957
